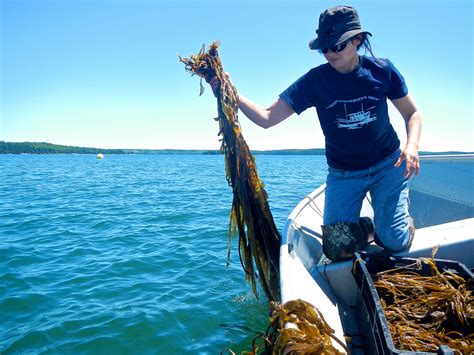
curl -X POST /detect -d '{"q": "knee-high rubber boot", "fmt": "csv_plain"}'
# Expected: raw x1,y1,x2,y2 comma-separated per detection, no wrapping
357,217,375,248
321,222,360,261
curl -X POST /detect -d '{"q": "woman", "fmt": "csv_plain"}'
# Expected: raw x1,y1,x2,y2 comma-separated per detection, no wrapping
211,5,422,261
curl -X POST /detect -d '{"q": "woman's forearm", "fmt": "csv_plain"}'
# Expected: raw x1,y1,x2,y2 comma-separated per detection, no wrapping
405,111,422,149
238,94,294,129
238,94,272,128
391,94,422,149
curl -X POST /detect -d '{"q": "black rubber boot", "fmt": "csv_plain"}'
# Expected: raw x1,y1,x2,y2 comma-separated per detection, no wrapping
321,222,360,261
357,217,375,249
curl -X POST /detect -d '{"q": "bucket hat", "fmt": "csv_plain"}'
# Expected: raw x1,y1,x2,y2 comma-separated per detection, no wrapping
309,5,371,50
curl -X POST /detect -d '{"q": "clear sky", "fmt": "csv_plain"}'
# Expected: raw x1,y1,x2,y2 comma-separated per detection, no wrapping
1,0,473,151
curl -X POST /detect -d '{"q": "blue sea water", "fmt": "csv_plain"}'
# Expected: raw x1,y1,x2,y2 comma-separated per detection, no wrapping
1,154,327,354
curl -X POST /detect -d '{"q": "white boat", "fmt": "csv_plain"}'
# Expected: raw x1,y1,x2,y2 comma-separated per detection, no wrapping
280,154,474,354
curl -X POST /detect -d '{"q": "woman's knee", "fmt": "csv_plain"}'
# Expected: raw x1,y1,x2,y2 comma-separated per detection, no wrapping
374,217,414,251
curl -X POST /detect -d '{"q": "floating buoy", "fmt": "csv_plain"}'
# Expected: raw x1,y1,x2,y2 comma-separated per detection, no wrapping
96,153,104,159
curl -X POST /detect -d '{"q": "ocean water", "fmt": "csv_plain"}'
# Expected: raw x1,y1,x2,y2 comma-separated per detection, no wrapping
1,154,327,354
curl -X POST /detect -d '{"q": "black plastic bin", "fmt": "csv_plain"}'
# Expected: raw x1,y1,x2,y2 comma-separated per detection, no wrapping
352,252,472,355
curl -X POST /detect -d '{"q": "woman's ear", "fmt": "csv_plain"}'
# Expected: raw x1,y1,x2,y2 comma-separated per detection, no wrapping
353,34,364,46
351,33,364,49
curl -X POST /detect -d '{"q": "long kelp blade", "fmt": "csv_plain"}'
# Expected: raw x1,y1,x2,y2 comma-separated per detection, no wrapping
180,42,281,301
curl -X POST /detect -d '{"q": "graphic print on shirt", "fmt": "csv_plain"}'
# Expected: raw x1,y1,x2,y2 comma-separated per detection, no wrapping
326,96,381,130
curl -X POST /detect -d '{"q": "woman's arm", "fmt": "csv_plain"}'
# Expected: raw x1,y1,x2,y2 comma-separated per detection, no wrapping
209,76,294,129
391,94,422,178
238,94,295,129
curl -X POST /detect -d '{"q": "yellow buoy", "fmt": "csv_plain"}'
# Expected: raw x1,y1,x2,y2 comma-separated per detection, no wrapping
96,153,104,159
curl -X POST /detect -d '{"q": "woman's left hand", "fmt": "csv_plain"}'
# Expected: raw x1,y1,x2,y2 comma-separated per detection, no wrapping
395,143,420,178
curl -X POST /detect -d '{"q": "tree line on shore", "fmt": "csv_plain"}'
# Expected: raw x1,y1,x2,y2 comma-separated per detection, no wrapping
0,141,328,155
1,141,466,156
0,141,128,154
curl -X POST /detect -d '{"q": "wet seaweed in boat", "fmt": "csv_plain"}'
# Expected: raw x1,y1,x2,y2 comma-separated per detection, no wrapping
221,299,348,354
265,299,348,354
373,255,473,354
180,42,280,301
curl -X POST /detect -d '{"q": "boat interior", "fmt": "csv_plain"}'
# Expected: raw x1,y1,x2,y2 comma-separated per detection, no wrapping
280,155,474,354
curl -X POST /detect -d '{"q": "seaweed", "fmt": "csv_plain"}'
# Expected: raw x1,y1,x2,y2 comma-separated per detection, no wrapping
180,42,280,301
374,255,474,354
220,300,348,354
265,300,348,354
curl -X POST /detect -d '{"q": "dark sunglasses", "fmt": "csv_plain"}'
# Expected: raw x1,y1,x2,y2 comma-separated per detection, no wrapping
320,38,352,54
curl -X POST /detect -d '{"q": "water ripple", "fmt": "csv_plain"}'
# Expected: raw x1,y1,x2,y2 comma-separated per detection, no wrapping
0,154,327,353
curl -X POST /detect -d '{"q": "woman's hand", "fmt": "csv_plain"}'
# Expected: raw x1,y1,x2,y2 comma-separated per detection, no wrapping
208,76,221,97
395,143,420,178
391,94,422,178
208,72,231,98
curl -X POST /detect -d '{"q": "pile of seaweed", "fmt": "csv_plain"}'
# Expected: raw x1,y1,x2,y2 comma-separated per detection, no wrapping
373,253,473,354
180,42,280,301
221,300,348,354
264,300,348,354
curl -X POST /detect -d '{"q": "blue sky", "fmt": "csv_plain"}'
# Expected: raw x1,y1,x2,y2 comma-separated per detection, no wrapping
1,0,473,151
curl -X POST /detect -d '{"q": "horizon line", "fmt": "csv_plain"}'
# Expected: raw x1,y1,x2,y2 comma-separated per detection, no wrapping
2,141,473,155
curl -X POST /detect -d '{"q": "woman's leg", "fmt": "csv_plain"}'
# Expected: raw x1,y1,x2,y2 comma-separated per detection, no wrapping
369,150,412,251
322,167,369,260
324,167,368,225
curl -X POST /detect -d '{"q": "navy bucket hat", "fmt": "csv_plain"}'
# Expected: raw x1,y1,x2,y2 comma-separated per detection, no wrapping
309,5,372,50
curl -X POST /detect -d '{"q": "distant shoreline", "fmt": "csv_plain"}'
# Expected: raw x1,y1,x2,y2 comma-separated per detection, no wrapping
1,141,472,156
1,141,327,155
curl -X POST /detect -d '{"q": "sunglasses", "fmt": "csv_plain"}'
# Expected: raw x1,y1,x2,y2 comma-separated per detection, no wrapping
320,38,352,54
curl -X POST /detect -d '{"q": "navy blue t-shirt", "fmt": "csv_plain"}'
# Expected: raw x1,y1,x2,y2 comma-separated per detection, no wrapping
280,56,408,170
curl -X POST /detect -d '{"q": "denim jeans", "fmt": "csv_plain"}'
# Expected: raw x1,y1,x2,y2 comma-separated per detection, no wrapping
323,149,411,251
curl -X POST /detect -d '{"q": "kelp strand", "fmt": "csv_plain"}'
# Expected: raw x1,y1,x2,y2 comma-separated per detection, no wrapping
373,256,473,354
180,42,280,301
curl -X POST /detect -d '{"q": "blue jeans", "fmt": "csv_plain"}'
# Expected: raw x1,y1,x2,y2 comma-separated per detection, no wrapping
323,149,411,251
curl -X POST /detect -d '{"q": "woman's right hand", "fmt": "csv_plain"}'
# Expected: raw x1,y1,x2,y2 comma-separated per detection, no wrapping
209,76,221,97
